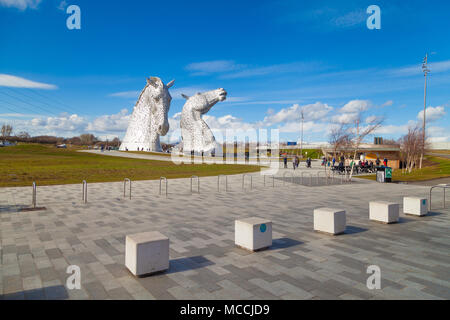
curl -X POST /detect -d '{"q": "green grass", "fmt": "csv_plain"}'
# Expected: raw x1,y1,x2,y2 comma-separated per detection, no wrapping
0,144,261,187
358,156,450,182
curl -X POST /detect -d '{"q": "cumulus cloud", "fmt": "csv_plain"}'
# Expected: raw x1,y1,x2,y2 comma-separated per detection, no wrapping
263,102,332,125
340,100,372,113
86,109,130,133
417,106,446,122
0,74,57,89
0,0,41,10
31,114,86,132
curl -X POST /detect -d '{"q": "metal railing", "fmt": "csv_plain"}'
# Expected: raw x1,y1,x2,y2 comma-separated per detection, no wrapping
123,178,131,199
283,172,294,186
32,182,37,209
218,175,228,192
264,175,275,188
191,175,200,194
159,177,168,197
242,174,253,190
301,172,313,186
82,180,87,203
317,171,329,185
430,184,449,210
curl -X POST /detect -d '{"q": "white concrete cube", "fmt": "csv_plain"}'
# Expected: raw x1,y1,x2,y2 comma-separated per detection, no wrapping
125,231,169,276
369,201,399,224
314,208,346,235
403,197,428,216
235,217,272,251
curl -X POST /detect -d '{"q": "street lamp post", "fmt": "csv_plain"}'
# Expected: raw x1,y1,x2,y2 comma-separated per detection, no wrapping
300,110,304,158
419,54,430,169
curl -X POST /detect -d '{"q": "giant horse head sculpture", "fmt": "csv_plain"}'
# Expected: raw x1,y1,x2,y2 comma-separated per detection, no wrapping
119,77,174,152
180,88,227,153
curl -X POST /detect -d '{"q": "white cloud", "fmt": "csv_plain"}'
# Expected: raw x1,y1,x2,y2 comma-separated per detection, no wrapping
390,60,450,77
331,10,366,28
417,106,446,122
331,112,358,124
263,102,332,125
222,62,316,79
0,74,57,89
340,100,371,113
86,109,130,133
0,0,41,10
185,60,243,75
57,0,66,11
381,100,393,108
31,114,86,132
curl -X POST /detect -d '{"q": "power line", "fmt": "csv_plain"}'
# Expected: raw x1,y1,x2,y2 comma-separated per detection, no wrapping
6,87,74,116
0,90,59,117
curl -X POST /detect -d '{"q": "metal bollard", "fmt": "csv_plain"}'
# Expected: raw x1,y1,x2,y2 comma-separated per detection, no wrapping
159,177,168,198
82,180,87,203
191,175,200,194
32,182,37,208
124,178,131,199
242,174,252,190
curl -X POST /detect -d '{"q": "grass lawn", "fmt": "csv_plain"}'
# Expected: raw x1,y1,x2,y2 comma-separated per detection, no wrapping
0,144,261,187
358,156,450,182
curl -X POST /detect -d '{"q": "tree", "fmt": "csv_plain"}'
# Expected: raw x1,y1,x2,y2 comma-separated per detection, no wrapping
1,124,13,139
328,124,351,160
400,125,428,173
348,112,384,180
79,134,96,145
17,131,31,139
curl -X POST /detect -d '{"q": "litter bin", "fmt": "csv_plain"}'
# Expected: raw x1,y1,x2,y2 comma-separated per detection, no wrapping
376,167,385,183
385,167,392,183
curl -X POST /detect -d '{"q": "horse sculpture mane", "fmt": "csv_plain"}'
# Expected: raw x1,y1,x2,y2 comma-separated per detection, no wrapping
119,77,174,152
180,88,227,153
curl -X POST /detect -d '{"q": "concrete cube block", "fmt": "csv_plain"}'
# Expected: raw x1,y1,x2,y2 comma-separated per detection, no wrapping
235,217,272,251
314,208,346,235
369,201,399,224
125,231,169,276
403,197,428,216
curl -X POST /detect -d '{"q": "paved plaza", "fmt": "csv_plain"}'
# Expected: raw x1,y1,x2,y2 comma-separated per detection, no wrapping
1,167,449,300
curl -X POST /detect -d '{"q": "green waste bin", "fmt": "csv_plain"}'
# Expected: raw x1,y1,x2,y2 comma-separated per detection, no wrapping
385,167,392,183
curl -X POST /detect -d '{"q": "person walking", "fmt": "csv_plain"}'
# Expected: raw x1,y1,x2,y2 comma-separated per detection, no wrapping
292,156,297,170
283,155,288,168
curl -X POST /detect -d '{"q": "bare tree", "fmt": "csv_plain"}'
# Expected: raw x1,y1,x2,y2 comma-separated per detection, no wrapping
79,133,96,145
328,124,351,160
348,112,384,180
17,131,31,139
400,125,428,173
1,124,13,139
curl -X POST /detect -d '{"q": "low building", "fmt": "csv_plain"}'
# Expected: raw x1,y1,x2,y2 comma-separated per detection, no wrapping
322,143,402,169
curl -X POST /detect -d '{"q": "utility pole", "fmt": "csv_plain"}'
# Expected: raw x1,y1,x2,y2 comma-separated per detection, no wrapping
419,54,430,169
300,110,304,158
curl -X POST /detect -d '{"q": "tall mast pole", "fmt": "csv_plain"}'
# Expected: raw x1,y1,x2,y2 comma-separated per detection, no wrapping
420,53,430,169
300,110,304,158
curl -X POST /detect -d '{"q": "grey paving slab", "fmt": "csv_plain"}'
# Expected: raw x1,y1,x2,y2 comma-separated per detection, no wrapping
1,170,449,299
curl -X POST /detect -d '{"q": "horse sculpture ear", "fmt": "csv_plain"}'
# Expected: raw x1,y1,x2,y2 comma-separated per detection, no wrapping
166,79,175,88
181,94,189,99
147,77,159,88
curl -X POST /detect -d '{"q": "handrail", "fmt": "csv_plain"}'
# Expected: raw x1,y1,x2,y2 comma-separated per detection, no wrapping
218,175,228,192
301,172,313,186
263,175,275,188
124,178,131,199
82,180,87,203
32,182,37,208
430,184,449,210
191,175,200,194
159,177,168,197
317,171,328,185
242,174,253,190
283,172,294,186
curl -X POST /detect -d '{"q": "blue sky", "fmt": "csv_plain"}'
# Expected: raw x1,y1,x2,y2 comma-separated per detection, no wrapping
0,0,449,143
